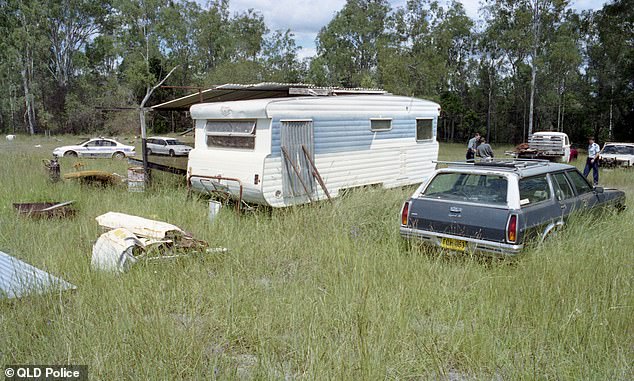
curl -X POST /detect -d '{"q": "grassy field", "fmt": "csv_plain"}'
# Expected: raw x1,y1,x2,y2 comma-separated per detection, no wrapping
1,136,632,380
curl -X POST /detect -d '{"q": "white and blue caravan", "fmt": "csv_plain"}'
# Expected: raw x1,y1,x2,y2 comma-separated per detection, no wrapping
187,94,440,207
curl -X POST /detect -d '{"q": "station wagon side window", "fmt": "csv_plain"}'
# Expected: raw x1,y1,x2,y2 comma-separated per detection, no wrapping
370,119,392,132
519,175,551,206
566,170,593,194
416,119,433,141
551,172,574,201
206,120,256,149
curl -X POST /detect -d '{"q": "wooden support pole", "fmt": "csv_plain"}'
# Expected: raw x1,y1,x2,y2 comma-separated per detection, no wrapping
281,146,314,203
301,145,332,201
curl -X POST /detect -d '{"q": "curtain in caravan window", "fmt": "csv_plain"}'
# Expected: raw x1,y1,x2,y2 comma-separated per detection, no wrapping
416,119,433,140
206,120,256,149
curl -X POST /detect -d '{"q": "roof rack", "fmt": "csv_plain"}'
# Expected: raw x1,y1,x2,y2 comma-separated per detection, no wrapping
434,159,551,170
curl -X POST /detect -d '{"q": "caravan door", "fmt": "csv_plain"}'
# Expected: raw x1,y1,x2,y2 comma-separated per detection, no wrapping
280,120,315,198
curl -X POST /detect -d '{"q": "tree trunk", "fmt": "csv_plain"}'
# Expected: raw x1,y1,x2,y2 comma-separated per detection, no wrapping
528,0,540,139
21,50,36,135
487,68,493,142
139,66,179,183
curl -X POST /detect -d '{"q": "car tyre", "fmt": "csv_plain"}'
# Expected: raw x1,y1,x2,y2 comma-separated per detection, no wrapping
169,149,175,157
539,223,563,246
147,149,152,155
112,151,125,159
64,151,77,157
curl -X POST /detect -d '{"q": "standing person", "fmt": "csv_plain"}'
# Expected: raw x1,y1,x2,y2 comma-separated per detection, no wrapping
476,137,494,161
583,136,601,186
466,132,480,162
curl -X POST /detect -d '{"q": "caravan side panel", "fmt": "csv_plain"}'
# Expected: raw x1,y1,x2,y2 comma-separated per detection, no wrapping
261,96,439,207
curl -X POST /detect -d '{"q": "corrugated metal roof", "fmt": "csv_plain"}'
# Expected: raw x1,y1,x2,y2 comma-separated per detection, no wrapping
0,250,76,299
151,82,387,111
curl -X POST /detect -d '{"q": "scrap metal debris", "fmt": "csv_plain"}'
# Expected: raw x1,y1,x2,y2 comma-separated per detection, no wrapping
92,212,225,273
0,250,76,299
64,170,124,186
91,228,154,273
13,201,76,219
96,212,187,240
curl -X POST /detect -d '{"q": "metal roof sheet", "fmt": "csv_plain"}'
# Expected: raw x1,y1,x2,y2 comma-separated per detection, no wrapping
0,250,76,299
151,82,388,111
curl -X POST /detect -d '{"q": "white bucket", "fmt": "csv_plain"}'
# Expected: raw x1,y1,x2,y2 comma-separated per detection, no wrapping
208,201,222,222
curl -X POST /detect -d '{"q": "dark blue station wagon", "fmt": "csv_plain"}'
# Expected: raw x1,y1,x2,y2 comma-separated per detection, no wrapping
400,160,626,255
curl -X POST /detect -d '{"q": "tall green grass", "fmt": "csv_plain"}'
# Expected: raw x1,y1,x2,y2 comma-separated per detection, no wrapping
0,137,632,380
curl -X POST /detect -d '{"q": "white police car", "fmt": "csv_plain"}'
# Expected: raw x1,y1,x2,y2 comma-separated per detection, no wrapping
53,138,135,159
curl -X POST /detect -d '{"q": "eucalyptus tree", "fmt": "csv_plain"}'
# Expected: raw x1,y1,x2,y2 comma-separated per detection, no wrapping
156,0,200,86
1,0,49,135
262,29,305,83
482,0,571,139
315,0,391,87
583,0,634,141
231,9,268,63
193,0,232,76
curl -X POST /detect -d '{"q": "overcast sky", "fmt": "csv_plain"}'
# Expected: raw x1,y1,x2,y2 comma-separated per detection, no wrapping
226,0,609,59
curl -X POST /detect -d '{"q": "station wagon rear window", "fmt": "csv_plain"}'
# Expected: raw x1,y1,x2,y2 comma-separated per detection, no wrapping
422,173,507,205
206,120,256,149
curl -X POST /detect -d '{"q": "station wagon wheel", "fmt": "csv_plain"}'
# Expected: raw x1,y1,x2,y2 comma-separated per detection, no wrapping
169,149,175,157
540,223,563,246
112,151,125,159
147,149,152,155
64,151,77,157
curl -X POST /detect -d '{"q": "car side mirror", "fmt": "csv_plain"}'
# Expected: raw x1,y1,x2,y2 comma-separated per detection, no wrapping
594,186,604,193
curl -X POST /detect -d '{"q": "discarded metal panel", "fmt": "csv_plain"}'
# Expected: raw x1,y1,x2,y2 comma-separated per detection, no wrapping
0,250,76,299
13,201,76,219
91,228,147,273
96,212,185,240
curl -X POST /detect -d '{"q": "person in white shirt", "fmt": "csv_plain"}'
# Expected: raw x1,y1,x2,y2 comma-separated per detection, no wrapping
583,136,601,186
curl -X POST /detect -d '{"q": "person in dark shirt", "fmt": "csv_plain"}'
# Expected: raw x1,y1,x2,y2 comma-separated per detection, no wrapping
466,132,480,162
476,137,494,161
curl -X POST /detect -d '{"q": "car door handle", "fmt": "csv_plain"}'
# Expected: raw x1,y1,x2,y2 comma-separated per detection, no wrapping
560,204,566,209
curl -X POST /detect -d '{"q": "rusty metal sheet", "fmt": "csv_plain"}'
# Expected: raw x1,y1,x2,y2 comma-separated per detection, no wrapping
13,201,76,219
0,250,76,299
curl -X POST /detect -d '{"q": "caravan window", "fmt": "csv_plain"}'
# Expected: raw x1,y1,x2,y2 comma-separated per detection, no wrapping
370,119,392,131
205,120,256,149
416,119,433,141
